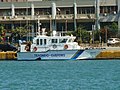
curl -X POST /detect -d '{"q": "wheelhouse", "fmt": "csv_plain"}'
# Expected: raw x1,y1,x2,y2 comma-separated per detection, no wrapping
19,32,80,52
32,35,75,46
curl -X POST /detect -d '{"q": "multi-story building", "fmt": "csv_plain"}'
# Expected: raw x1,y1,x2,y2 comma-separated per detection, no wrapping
0,0,27,2
0,0,119,35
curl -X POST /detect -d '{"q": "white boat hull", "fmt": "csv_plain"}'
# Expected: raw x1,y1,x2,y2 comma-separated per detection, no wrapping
17,49,103,60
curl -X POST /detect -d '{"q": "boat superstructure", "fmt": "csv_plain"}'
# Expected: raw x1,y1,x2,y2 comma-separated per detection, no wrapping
19,30,81,52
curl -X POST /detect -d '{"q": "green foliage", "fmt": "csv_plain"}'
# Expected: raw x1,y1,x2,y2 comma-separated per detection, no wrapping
12,24,32,37
12,27,27,37
66,25,90,43
0,24,5,42
100,22,118,41
108,22,118,37
76,25,90,43
99,22,118,43
10,24,32,43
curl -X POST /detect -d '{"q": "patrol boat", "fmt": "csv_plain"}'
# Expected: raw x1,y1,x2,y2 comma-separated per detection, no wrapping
17,29,104,60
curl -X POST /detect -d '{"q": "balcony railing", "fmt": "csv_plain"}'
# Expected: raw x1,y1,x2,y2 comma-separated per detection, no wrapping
99,13,119,22
77,14,95,19
0,13,119,22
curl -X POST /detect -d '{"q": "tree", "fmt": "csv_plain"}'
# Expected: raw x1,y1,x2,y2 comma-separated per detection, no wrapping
0,24,5,43
10,25,29,43
100,22,118,43
67,25,90,44
108,22,118,37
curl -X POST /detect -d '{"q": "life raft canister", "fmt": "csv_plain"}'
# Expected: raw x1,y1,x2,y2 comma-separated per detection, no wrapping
25,43,31,51
64,44,68,49
25,45,30,51
33,47,37,52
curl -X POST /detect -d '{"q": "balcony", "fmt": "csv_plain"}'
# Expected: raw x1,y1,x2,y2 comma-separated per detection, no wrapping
77,14,95,19
0,13,119,22
0,14,96,20
99,13,119,22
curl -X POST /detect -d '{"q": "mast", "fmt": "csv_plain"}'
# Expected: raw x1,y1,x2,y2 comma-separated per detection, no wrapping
37,17,41,36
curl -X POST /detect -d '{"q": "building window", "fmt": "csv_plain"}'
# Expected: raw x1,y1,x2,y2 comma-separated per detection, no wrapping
100,6,117,14
66,10,70,14
65,7,73,14
78,7,95,14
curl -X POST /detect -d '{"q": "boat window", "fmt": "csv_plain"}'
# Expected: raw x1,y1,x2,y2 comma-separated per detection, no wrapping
40,39,42,45
37,39,39,45
52,39,57,43
115,38,120,41
44,39,46,45
68,39,74,42
59,39,67,43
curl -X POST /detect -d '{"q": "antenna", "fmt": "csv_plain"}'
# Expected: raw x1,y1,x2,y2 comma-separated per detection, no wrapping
37,18,41,36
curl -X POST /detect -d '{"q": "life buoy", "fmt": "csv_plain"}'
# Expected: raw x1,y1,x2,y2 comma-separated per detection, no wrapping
33,47,37,52
64,44,68,49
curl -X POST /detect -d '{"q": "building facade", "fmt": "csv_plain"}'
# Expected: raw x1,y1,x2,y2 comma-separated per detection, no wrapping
0,0,27,2
0,0,119,35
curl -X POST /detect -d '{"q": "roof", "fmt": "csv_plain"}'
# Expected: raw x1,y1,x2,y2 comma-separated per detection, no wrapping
0,0,117,9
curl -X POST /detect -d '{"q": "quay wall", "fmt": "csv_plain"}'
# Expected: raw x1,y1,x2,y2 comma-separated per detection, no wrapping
96,50,120,59
0,50,120,60
0,52,17,60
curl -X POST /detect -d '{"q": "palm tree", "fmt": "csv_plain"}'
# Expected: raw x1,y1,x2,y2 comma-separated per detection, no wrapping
0,24,5,43
66,25,90,44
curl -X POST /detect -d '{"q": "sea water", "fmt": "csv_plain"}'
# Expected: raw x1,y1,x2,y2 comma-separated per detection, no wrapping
0,60,120,90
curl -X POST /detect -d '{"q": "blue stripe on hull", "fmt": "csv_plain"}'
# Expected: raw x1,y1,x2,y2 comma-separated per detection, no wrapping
71,50,84,60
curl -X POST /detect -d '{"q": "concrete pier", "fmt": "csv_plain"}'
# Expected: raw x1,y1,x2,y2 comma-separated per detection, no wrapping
97,49,120,59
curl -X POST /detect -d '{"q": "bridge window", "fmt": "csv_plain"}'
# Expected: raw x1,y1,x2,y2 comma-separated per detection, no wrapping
37,39,39,45
68,38,74,42
44,39,46,45
52,39,57,43
59,39,67,43
36,39,46,45
40,39,42,45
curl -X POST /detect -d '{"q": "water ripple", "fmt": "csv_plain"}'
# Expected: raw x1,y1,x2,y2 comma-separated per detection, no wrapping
0,60,120,90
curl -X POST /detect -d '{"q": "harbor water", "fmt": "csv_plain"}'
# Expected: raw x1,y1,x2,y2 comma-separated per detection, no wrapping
0,60,120,90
